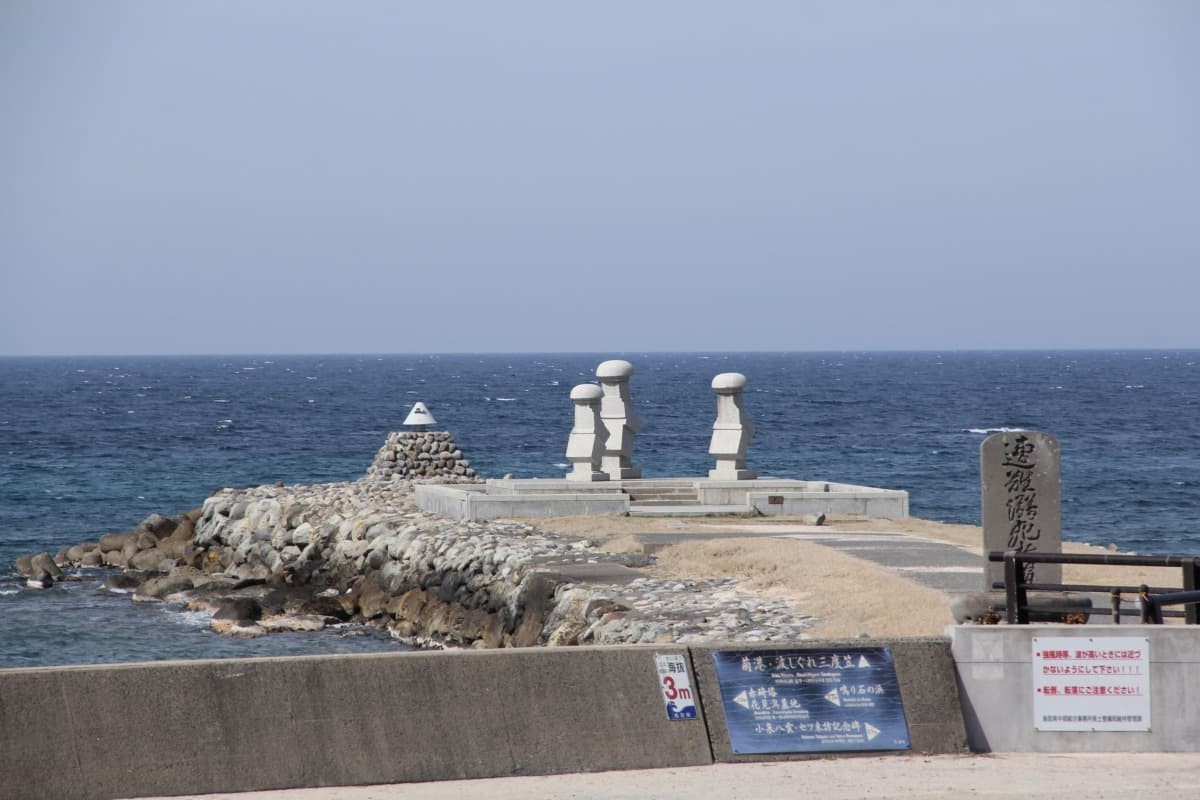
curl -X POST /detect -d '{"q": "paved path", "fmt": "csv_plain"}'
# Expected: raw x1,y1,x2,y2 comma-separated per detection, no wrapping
633,524,985,594
133,753,1200,800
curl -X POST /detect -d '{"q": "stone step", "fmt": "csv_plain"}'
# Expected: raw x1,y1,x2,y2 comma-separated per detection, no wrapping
629,499,703,507
625,489,700,500
628,505,755,517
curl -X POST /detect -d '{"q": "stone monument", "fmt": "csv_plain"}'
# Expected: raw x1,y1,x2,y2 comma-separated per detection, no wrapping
980,430,1062,590
565,384,609,481
708,372,756,480
595,359,643,480
403,401,436,432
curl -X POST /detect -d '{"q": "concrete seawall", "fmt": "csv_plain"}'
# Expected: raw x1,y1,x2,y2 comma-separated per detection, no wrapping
0,639,965,800
952,625,1200,753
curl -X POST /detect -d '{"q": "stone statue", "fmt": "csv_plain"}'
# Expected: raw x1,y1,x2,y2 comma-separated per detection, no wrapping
708,372,756,480
595,359,643,479
565,384,609,481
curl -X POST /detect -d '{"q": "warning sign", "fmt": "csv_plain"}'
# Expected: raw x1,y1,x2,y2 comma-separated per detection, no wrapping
1032,636,1150,731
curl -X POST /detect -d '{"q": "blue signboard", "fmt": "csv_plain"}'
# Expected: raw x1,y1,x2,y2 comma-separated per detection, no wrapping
711,647,911,754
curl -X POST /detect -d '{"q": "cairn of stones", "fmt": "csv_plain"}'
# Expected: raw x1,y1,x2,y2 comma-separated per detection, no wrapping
364,430,477,481
596,359,643,479
708,372,756,480
565,383,609,481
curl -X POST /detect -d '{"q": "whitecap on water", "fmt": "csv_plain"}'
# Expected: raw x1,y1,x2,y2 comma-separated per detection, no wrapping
964,427,1025,434
165,607,211,628
553,462,569,468
0,588,19,597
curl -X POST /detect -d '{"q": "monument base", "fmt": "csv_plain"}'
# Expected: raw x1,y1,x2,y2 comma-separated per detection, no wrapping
566,470,610,482
415,477,909,521
709,468,757,480
605,468,642,480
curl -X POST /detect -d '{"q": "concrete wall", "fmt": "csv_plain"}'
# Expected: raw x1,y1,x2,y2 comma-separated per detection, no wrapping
950,625,1200,752
690,639,969,761
0,638,971,799
747,491,909,520
415,484,629,520
0,646,711,800
698,480,909,520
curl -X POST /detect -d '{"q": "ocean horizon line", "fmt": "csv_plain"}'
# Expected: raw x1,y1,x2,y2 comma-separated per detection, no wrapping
3,347,1200,360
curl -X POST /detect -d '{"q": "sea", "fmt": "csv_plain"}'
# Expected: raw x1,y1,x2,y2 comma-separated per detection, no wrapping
2,351,1198,669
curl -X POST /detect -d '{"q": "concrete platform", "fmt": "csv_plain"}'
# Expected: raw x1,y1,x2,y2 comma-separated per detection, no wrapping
415,477,909,521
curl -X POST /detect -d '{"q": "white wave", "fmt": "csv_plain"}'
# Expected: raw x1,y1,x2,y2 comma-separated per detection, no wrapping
1124,385,1145,389
964,427,1025,434
553,462,569,468
213,399,230,403
166,608,211,628
0,588,19,596
494,397,516,402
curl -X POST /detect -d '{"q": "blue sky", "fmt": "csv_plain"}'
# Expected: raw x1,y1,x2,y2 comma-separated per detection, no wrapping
2,2,1197,355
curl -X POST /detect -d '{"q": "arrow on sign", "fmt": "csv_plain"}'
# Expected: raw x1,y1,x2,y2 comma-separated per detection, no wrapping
824,688,841,706
733,691,750,709
858,655,871,668
865,722,881,741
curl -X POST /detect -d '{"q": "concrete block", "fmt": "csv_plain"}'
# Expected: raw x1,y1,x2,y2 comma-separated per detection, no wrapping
951,625,1200,752
690,639,968,762
0,646,714,800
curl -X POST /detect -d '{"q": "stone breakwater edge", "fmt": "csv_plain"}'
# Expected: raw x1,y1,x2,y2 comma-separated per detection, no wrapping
15,430,813,650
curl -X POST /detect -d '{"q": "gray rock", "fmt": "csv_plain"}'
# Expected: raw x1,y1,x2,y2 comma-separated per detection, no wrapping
30,552,63,580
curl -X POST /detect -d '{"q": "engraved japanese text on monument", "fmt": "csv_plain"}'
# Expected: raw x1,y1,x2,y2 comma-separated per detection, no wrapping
981,430,1062,590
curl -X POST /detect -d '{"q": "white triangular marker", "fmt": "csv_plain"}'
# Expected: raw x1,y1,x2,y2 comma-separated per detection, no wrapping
733,691,750,709
865,722,881,741
858,655,871,668
824,688,841,706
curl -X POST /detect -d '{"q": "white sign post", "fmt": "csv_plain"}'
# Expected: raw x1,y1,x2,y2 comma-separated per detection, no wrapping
1032,636,1150,732
655,653,698,721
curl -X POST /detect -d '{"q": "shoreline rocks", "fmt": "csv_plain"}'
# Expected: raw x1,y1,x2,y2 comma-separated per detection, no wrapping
19,432,816,648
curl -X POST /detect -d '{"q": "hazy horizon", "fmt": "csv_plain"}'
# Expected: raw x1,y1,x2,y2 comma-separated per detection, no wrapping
3,2,1197,356
5,346,1200,360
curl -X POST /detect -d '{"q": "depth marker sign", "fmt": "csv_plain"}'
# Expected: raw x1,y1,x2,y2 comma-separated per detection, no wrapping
655,653,698,720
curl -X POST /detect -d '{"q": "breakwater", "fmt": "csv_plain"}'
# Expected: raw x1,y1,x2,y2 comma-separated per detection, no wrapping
17,431,812,648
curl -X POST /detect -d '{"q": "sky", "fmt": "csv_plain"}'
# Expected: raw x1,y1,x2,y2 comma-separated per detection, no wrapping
1,2,1198,356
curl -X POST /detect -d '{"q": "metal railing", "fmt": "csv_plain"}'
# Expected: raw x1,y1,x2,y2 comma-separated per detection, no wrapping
987,550,1200,625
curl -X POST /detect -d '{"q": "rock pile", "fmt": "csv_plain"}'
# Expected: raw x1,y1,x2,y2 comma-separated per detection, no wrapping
363,430,477,481
18,433,816,648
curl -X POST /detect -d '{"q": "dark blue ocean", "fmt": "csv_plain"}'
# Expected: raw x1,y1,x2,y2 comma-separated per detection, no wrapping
2,351,1199,668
